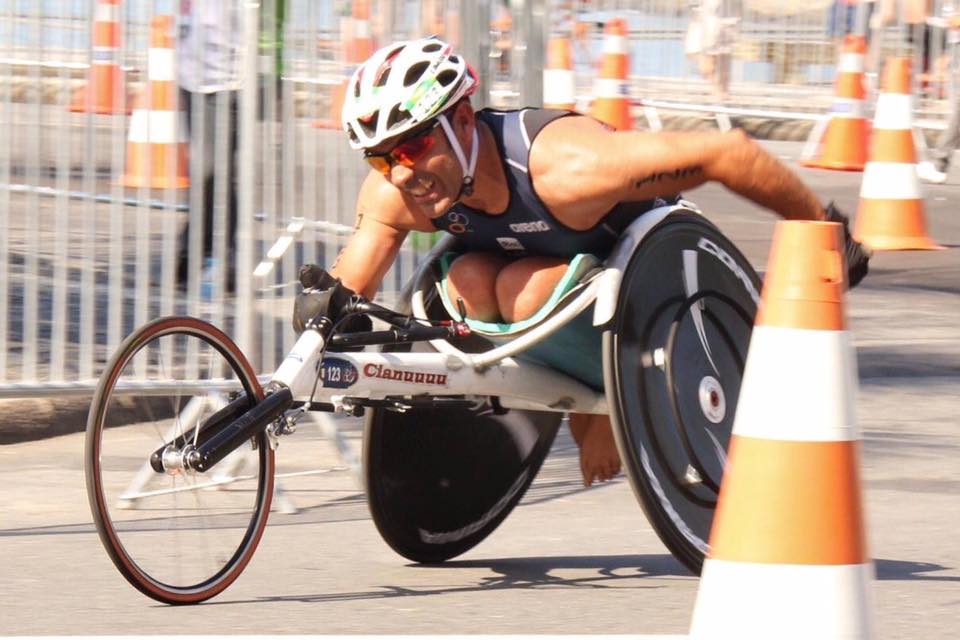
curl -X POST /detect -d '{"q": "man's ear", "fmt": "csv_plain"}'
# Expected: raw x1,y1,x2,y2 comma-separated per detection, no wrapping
453,99,474,133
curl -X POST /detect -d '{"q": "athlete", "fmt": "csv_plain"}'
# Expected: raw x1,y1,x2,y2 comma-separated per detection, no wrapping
302,36,870,487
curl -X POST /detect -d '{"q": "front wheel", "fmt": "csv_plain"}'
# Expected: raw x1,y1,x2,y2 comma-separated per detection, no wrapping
85,316,274,604
603,212,761,574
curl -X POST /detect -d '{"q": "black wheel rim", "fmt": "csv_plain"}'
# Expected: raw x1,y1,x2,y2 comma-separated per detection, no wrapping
607,214,760,572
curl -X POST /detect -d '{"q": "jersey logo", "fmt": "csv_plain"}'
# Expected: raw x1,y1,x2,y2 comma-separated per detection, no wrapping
496,237,525,252
445,210,472,234
508,220,551,233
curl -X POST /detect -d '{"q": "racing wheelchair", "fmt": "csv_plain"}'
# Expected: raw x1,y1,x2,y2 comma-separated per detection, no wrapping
84,202,761,604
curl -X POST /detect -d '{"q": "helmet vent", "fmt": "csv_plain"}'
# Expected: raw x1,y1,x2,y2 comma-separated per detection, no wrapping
385,104,406,130
374,67,390,87
436,69,457,86
404,61,429,86
423,42,442,53
358,111,379,136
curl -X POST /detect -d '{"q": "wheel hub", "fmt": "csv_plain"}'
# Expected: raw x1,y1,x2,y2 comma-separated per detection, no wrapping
698,375,726,424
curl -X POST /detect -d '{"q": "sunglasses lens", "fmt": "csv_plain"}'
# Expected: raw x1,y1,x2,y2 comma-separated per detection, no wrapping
366,155,391,174
392,134,435,166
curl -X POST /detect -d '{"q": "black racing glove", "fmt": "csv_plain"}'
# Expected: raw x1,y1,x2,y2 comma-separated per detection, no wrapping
292,265,372,341
824,202,871,289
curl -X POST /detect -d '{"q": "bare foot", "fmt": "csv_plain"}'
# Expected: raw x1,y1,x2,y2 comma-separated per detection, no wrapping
568,414,622,487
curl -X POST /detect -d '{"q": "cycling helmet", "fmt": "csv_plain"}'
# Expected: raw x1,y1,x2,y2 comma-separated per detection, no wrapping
342,36,479,150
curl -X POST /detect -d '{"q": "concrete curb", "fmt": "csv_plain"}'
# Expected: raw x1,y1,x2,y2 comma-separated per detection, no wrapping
0,396,94,445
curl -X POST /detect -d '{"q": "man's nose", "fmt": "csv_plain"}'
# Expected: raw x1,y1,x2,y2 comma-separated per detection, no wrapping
388,163,416,188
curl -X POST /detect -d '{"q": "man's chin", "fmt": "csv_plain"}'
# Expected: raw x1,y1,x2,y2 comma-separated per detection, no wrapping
420,196,453,218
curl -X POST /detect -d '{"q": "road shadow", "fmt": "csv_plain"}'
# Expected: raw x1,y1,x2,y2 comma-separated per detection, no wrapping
208,553,692,607
874,558,960,582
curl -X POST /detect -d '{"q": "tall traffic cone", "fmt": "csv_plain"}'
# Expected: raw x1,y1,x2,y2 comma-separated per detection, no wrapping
70,0,131,114
590,18,631,130
689,221,874,639
119,15,188,189
543,36,576,110
854,57,943,250
315,1,376,130
344,0,375,64
800,35,870,171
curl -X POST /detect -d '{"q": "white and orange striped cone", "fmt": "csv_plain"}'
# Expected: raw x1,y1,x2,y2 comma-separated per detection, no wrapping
316,0,376,130
543,36,576,110
801,34,870,171
689,220,874,639
70,0,131,114
344,0,375,67
119,15,188,189
854,57,944,251
590,18,632,130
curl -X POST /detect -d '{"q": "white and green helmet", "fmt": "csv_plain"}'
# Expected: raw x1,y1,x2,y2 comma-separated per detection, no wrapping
342,37,478,150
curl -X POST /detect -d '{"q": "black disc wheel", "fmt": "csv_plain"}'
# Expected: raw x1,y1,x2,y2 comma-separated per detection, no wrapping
603,212,761,574
363,295,562,564
85,316,274,604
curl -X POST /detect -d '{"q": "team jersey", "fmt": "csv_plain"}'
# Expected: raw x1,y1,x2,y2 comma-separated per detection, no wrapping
430,108,677,258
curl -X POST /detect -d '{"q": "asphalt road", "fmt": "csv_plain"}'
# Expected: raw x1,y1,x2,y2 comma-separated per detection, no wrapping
1,140,959,637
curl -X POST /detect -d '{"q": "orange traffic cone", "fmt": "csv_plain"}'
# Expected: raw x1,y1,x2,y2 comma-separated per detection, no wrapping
801,35,870,171
690,220,874,639
345,0,375,64
854,57,943,250
70,0,131,114
119,15,188,189
543,36,576,110
315,1,376,130
590,18,631,130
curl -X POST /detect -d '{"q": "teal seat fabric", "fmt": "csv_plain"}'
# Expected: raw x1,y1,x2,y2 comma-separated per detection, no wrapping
436,252,605,391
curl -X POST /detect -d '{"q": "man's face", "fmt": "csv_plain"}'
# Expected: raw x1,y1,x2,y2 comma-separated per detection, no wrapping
363,112,467,218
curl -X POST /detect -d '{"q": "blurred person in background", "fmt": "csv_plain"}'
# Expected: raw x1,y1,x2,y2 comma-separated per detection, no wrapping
302,36,871,486
919,0,959,183
685,0,739,103
175,1,285,292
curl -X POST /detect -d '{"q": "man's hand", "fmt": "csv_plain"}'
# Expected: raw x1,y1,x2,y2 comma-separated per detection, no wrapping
292,264,371,336
824,202,871,289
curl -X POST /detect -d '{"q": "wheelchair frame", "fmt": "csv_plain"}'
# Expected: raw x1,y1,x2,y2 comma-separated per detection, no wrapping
272,203,688,413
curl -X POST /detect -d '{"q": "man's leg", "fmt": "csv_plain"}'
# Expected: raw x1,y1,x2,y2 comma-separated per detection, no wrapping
494,256,622,487
444,252,511,321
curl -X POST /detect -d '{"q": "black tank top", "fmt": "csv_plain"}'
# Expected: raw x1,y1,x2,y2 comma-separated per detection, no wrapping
430,108,677,258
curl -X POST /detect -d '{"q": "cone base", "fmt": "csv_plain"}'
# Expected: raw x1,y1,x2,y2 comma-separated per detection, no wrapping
690,559,874,639
590,99,632,131
800,157,866,172
119,176,190,189
857,235,945,251
69,87,132,115
855,199,944,251
800,118,869,171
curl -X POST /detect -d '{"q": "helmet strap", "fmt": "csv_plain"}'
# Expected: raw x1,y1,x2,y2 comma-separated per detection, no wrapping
438,113,478,198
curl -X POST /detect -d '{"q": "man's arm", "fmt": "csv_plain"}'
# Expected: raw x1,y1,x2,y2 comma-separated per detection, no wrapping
529,116,826,228
329,170,432,298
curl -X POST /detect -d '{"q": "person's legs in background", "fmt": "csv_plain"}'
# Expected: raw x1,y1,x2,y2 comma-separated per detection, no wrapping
920,28,960,183
176,89,239,290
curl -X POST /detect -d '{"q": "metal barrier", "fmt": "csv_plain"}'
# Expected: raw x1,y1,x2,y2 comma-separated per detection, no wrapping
0,0,954,399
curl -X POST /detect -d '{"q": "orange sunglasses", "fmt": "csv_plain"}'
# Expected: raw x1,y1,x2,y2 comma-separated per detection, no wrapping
363,120,441,175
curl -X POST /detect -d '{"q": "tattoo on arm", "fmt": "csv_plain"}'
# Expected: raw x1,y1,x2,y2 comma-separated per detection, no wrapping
634,166,703,190
354,212,364,229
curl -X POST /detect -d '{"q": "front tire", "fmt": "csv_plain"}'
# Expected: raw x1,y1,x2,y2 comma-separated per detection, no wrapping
85,316,274,604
